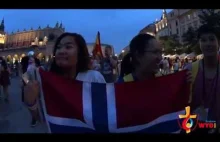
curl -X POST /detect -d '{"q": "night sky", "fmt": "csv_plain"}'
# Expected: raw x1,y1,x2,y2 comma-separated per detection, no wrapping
0,9,172,53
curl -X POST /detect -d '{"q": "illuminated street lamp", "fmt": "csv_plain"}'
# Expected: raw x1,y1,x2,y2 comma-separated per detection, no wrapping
122,50,125,53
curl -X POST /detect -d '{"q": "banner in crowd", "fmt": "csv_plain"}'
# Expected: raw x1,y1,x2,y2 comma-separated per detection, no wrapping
37,69,190,133
92,31,103,58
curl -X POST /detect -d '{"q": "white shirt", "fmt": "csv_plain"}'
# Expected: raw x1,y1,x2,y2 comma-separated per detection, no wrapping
163,59,169,68
76,70,106,83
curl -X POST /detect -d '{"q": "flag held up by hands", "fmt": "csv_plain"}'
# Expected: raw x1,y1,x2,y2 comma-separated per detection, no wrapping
37,69,190,133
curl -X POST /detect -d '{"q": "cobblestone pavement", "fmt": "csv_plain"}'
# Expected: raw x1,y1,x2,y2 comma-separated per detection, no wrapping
0,77,47,133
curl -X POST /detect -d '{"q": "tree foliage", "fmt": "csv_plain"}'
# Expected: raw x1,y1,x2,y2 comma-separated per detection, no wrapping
199,9,220,27
198,9,220,37
159,35,181,54
182,27,198,54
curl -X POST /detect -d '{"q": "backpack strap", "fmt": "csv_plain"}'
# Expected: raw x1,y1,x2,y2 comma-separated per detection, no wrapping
123,73,134,82
189,60,200,103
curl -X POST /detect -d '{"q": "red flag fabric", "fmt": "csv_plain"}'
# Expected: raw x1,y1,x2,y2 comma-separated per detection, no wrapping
37,69,190,133
92,31,103,58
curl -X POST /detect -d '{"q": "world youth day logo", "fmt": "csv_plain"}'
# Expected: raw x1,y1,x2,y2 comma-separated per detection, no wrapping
178,106,217,133
178,106,198,134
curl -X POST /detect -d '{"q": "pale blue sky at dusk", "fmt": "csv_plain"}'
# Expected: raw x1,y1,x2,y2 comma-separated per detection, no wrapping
0,9,172,53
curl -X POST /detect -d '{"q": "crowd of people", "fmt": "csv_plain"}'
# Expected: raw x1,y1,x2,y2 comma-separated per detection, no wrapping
0,23,219,133
159,57,196,75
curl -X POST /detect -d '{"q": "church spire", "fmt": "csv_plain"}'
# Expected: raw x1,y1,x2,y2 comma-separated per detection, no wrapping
1,18,4,25
59,21,62,28
162,9,167,19
0,17,5,32
55,21,59,28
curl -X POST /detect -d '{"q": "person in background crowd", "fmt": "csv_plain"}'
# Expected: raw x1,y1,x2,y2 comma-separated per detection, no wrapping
185,24,220,133
177,57,181,70
182,58,189,69
192,57,197,62
168,57,172,72
14,60,19,76
117,34,163,82
21,56,41,127
163,57,170,75
159,59,163,74
92,54,101,71
181,59,185,69
173,58,179,73
100,45,117,83
24,32,106,126
0,60,10,103
112,55,119,81
21,56,29,102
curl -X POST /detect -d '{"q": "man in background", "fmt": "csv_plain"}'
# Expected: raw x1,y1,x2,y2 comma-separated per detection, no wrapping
100,46,117,83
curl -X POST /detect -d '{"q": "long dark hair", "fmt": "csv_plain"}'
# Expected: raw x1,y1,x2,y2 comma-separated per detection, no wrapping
50,32,90,75
120,34,155,76
21,56,41,74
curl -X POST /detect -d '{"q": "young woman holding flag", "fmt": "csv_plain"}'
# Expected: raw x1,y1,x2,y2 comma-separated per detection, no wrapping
117,34,163,82
117,34,192,83
23,32,106,127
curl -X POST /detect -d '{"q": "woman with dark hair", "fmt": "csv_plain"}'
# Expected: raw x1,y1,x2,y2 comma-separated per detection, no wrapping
0,59,10,102
23,32,106,125
118,34,163,82
118,33,192,85
48,32,105,82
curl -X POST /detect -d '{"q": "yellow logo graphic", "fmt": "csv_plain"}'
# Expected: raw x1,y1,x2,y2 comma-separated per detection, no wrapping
178,106,197,133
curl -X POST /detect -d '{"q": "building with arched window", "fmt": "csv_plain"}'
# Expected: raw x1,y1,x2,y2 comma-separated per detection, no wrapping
0,19,65,63
0,19,115,63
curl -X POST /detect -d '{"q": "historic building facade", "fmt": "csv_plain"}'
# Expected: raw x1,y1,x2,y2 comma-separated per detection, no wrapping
0,19,114,63
155,9,202,43
155,9,169,39
0,20,65,63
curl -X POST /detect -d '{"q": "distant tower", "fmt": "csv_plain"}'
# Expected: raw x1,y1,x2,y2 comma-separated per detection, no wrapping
162,9,167,19
0,18,6,48
0,18,5,33
59,22,62,28
55,21,59,28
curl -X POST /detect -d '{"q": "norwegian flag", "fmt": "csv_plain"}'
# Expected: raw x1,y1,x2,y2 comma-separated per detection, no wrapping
36,68,190,133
